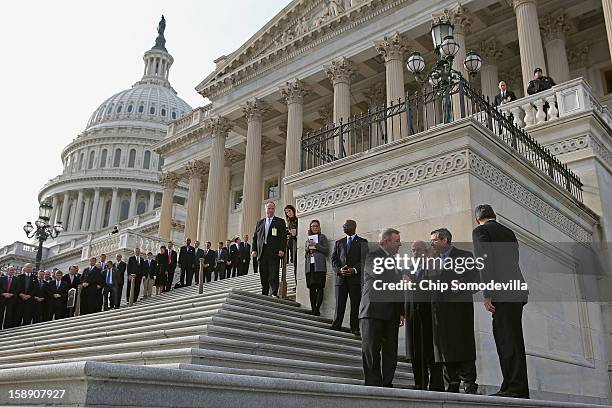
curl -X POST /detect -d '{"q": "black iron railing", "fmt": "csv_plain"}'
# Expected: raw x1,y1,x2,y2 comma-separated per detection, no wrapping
301,79,583,202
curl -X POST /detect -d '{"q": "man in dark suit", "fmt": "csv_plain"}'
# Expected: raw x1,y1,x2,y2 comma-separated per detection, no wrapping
62,265,81,316
405,241,444,391
331,220,368,335
45,270,69,320
114,254,127,307
81,257,104,315
214,242,229,281
194,241,205,285
239,235,251,276
126,248,146,303
252,201,287,297
359,228,403,387
430,228,479,394
179,238,196,287
472,204,529,399
0,266,19,329
32,270,48,323
202,242,216,283
225,239,233,279
230,237,242,278
15,263,37,326
102,260,119,310
527,67,555,95
165,241,178,291
493,81,517,107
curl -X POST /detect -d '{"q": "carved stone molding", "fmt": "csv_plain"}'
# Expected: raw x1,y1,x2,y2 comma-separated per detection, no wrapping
568,42,590,69
295,150,591,242
325,57,354,85
450,5,472,35
363,83,385,107
224,149,246,164
185,160,208,179
375,32,408,62
480,38,504,65
546,136,588,156
589,136,612,170
242,98,269,122
541,12,572,43
159,172,181,189
205,116,233,137
317,103,333,124
280,79,309,105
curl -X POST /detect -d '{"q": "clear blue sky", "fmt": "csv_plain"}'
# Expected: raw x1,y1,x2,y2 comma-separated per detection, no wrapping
0,0,289,246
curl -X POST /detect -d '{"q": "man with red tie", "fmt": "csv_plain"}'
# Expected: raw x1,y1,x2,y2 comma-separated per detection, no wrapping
165,241,178,291
0,266,19,329
15,263,37,326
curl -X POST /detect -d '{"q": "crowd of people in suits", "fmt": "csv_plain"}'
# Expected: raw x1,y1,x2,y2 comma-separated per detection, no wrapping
252,201,529,399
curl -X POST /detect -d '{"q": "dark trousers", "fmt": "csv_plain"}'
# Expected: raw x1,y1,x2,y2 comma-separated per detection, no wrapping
409,302,444,391
47,300,66,320
493,302,529,397
103,285,118,310
194,267,200,284
165,268,176,291
203,267,212,283
252,257,258,273
16,298,34,326
225,264,232,279
332,283,361,331
117,282,124,308
180,265,194,286
82,289,102,315
1,301,16,329
214,263,225,281
33,300,47,323
258,246,280,296
443,360,477,392
231,263,240,278
240,259,250,276
360,317,399,387
309,287,324,314
126,277,142,303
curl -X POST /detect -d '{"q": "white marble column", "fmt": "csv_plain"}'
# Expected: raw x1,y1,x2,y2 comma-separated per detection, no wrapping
95,192,106,230
325,58,354,156
184,160,207,241
363,83,386,147
128,189,138,219
148,191,156,212
451,5,470,119
80,194,91,231
376,32,407,140
280,79,308,208
49,195,59,226
198,188,207,241
604,0,612,64
60,192,71,229
542,12,571,84
89,188,100,231
240,99,267,237
218,165,231,242
480,38,503,101
511,0,547,94
108,187,119,227
158,172,180,240
203,116,232,244
73,190,84,232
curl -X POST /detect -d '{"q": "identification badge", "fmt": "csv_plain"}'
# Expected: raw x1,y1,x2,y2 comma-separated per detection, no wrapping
310,256,315,264
271,227,277,236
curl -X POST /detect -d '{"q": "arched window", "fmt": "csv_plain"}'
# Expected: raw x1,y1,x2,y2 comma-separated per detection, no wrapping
161,108,166,117
138,104,144,113
119,199,130,221
149,106,155,115
100,149,107,168
113,149,121,167
157,157,164,171
143,151,151,169
171,111,177,120
78,153,84,169
87,151,95,169
136,201,146,215
127,104,133,113
128,149,136,168
117,105,122,113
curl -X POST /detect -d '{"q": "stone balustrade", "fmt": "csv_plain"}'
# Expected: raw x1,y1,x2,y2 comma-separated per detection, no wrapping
167,104,212,136
498,78,612,130
81,230,166,261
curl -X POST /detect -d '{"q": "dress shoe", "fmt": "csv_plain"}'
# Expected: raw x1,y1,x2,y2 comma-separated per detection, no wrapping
463,383,478,394
489,391,528,399
351,329,361,336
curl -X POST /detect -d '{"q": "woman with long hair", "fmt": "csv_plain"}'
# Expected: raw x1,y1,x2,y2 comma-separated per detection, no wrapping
304,219,328,316
284,204,298,281
155,245,168,295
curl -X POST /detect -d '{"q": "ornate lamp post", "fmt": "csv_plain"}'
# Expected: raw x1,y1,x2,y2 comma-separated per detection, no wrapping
406,13,482,122
23,200,63,270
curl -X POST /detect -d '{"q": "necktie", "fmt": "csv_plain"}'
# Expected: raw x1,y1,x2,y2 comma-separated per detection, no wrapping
7,277,11,291
168,252,172,263
56,280,60,289
265,218,271,243
347,236,353,251
39,278,43,287
25,275,30,291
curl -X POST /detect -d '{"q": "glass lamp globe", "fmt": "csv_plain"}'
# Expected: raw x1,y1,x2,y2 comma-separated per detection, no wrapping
431,16,454,49
38,200,53,221
23,222,34,234
464,50,483,74
406,52,426,74
440,36,460,58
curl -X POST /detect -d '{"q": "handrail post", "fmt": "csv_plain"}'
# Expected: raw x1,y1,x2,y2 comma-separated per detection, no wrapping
280,249,288,300
75,284,83,316
198,258,204,294
128,274,136,307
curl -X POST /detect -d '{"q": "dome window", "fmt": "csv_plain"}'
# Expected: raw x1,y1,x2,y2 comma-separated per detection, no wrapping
117,105,122,113
150,106,155,115
113,149,122,167
127,104,133,113
100,149,107,168
128,149,136,168
138,105,144,113
137,201,146,215
143,151,151,170
119,199,130,222
161,108,166,117
171,111,177,120
87,151,95,169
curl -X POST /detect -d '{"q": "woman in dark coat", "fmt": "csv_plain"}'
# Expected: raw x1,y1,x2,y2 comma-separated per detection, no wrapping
155,246,169,295
284,205,299,280
304,219,329,316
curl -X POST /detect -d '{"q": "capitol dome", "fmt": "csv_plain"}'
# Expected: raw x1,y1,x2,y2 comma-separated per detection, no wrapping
38,16,191,243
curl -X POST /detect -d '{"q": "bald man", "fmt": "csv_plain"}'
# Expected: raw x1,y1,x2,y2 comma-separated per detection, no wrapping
493,81,517,107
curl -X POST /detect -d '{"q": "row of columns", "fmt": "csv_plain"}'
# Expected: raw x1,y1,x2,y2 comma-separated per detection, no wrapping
49,188,158,233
